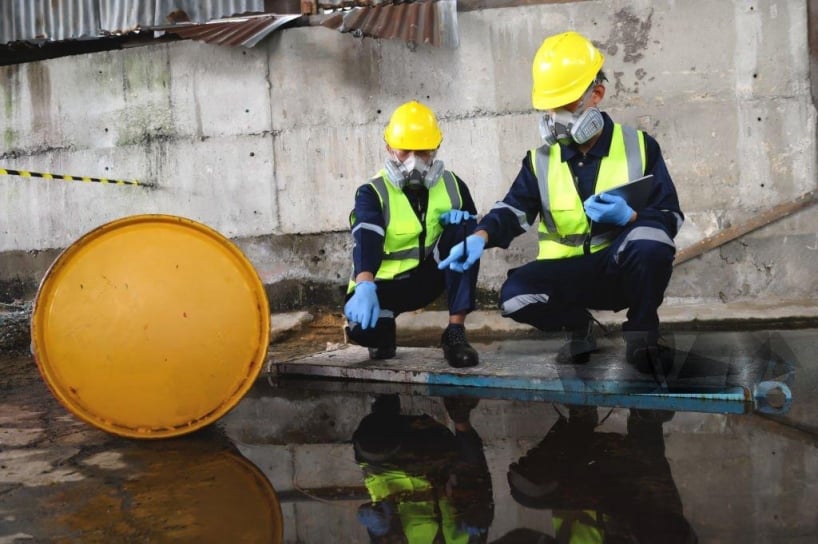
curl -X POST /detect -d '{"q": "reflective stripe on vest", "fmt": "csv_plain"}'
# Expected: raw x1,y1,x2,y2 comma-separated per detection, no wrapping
365,170,461,281
532,124,646,259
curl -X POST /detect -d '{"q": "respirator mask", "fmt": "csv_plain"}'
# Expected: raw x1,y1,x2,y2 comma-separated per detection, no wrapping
539,84,604,147
385,152,444,189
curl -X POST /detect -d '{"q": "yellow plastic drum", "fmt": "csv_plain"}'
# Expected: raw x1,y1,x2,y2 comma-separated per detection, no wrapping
31,214,270,439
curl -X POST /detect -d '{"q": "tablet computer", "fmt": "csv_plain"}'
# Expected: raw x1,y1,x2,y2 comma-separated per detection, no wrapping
596,174,655,211
590,174,655,236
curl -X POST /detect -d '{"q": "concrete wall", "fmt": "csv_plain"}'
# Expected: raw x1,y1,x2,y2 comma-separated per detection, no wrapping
1,0,815,310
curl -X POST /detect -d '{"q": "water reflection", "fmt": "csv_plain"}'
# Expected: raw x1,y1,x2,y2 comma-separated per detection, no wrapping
4,327,816,542
501,405,696,543
352,394,494,542
2,423,283,543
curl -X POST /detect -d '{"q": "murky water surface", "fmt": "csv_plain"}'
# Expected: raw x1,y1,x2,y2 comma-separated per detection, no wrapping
2,329,816,543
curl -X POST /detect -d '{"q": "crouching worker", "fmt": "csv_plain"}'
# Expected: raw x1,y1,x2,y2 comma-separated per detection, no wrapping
439,32,683,374
344,100,480,368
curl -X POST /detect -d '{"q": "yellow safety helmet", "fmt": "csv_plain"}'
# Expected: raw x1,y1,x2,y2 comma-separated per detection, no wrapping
531,31,605,111
383,101,443,150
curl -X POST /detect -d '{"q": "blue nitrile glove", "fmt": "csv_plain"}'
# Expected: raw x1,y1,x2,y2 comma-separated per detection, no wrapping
357,502,394,536
439,209,474,225
438,234,486,273
583,193,635,226
344,281,380,330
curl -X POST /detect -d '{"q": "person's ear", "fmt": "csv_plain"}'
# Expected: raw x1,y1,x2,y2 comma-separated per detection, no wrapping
590,84,605,106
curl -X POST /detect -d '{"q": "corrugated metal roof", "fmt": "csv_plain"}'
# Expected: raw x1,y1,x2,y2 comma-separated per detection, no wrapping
161,14,301,48
321,0,458,49
0,1,265,44
0,0,457,50
163,0,457,49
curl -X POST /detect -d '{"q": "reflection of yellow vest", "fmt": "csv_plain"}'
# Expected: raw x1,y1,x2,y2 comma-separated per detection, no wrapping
363,468,469,544
531,124,646,259
553,509,611,544
349,170,462,291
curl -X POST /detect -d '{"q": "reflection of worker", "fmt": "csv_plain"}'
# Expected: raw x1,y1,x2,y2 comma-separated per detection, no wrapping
502,405,697,543
344,101,480,368
439,31,683,374
352,394,494,542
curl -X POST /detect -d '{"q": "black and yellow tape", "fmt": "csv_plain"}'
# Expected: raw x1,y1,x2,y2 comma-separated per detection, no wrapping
0,167,155,188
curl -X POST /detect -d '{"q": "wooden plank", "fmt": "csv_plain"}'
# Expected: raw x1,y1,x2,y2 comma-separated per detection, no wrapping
675,190,818,265
272,341,760,412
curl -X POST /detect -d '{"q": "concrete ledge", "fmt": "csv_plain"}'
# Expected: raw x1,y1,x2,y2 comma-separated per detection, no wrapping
395,299,818,334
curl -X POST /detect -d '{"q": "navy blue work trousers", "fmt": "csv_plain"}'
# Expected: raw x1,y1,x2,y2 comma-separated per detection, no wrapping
351,223,479,317
499,222,675,336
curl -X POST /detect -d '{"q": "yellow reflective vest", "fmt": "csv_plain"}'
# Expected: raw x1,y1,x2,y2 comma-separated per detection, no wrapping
349,170,463,291
553,509,612,543
363,468,470,544
531,124,647,259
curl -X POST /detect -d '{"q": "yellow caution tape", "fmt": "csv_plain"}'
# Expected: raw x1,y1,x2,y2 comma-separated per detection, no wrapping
0,167,154,188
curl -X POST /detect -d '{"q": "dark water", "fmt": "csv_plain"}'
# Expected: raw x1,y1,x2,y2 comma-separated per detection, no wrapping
1,329,816,543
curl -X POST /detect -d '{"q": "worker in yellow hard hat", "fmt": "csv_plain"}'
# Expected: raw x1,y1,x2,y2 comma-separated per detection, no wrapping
440,31,685,377
344,100,481,368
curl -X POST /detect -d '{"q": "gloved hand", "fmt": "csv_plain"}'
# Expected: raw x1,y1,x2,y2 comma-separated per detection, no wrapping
583,193,635,226
357,502,393,536
438,234,486,272
344,281,380,329
439,209,474,225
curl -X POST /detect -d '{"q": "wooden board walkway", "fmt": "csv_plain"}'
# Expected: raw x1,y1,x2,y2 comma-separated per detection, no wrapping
271,336,792,415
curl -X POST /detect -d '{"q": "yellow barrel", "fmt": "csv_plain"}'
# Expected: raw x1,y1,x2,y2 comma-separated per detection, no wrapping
31,214,270,439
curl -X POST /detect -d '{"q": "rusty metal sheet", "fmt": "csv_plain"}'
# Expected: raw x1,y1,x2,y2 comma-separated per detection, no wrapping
1,0,456,53
320,0,458,49
0,1,265,45
162,14,301,47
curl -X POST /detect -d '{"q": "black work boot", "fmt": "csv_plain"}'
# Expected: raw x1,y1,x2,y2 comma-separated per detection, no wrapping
441,325,479,368
554,319,597,364
346,317,397,360
368,344,396,360
625,333,674,376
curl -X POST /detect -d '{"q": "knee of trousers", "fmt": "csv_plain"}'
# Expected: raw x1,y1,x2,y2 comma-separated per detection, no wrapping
620,239,675,268
498,282,551,320
499,274,534,305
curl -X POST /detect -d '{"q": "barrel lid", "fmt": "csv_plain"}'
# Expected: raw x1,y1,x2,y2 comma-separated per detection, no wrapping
31,214,270,438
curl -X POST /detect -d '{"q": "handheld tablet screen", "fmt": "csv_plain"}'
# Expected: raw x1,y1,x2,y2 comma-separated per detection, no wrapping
598,174,655,211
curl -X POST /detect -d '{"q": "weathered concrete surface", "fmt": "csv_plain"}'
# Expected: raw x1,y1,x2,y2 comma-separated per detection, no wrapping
0,0,815,312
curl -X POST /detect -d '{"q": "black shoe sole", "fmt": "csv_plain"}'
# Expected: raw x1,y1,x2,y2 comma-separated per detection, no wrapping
443,347,479,368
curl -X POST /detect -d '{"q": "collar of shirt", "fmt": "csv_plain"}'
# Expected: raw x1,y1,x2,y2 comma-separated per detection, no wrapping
558,111,614,163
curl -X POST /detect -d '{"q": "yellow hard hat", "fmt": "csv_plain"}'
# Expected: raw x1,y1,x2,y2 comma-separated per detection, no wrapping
531,31,605,110
384,101,443,150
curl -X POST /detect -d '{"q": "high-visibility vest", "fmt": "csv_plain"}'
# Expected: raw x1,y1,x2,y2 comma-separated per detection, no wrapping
553,509,611,543
363,468,469,544
349,170,463,290
531,124,646,259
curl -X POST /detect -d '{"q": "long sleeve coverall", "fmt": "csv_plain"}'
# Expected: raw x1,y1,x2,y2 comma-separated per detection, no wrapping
476,112,684,339
349,171,480,320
